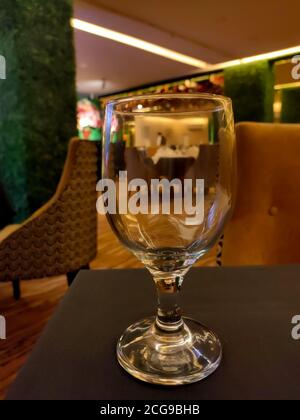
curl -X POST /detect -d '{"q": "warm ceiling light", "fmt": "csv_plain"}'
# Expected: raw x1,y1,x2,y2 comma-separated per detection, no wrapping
274,81,300,90
240,46,300,63
209,46,300,71
72,17,300,73
71,18,208,69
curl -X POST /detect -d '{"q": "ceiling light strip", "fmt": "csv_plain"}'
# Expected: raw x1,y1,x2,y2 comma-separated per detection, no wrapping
72,18,300,73
71,18,208,69
208,46,300,72
274,81,300,90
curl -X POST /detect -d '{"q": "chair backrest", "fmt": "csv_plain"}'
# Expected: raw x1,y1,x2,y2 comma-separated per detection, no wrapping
222,122,300,266
125,147,156,182
0,138,99,281
185,144,219,188
156,157,195,181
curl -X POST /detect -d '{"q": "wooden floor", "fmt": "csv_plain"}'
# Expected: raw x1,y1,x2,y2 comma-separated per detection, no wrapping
0,215,215,399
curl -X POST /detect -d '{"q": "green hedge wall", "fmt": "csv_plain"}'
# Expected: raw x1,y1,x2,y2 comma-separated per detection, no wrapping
0,0,77,222
224,60,274,123
280,88,300,123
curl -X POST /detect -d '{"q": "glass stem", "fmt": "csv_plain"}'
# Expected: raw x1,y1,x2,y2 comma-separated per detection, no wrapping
153,273,184,332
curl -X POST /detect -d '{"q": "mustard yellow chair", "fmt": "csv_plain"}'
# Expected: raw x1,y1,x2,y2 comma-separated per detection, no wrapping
0,138,99,299
222,122,300,265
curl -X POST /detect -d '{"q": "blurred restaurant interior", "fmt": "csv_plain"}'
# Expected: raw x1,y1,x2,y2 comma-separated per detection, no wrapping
1,0,300,400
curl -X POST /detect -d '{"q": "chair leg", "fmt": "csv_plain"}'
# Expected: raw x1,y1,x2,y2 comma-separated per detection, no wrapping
67,264,90,287
12,279,21,300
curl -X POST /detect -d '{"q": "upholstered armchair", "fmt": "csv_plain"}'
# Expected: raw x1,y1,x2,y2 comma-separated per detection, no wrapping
222,122,300,265
0,138,99,299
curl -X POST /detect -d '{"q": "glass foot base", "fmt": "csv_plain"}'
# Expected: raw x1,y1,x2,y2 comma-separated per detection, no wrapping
117,316,222,386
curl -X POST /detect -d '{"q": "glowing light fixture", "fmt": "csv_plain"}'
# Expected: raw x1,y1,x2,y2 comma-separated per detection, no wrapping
273,101,282,114
72,17,300,73
209,46,300,71
71,18,208,69
274,81,300,90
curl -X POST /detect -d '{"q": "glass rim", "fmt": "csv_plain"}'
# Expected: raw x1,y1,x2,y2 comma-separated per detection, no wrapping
106,93,232,115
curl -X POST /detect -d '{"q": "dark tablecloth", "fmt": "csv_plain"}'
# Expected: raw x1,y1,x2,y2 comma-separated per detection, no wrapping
7,266,300,400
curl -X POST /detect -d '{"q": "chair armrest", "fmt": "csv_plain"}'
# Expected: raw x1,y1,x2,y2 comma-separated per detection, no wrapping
0,225,20,242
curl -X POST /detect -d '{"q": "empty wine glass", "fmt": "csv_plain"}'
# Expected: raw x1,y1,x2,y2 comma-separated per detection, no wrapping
102,94,236,385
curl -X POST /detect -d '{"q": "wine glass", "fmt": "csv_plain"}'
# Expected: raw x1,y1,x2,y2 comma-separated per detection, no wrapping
102,94,236,385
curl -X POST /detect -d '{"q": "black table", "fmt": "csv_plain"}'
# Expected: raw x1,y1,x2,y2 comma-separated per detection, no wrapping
7,267,300,400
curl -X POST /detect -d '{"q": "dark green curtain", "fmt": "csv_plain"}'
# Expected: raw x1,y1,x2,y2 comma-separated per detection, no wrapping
0,0,77,222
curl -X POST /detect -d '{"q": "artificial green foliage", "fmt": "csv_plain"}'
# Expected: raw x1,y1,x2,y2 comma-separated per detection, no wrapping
0,0,77,222
280,88,300,123
224,60,274,123
0,1,28,220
